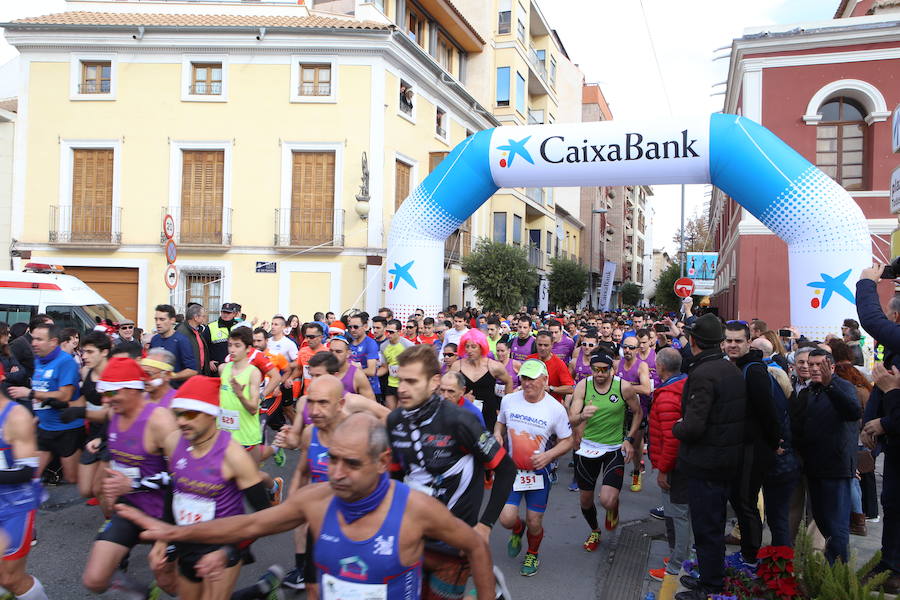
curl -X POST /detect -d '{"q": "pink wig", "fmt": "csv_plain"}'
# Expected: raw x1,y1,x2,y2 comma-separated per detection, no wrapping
458,328,489,358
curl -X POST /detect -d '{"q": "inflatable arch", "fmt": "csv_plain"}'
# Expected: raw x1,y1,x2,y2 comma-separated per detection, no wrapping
386,114,870,336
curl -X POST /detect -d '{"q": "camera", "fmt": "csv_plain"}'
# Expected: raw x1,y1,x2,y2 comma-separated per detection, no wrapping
654,323,669,333
880,256,900,279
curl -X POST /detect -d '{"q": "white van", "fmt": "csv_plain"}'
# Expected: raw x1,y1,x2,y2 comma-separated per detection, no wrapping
0,263,128,333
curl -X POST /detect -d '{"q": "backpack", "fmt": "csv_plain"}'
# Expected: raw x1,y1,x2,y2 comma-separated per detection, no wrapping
742,362,799,477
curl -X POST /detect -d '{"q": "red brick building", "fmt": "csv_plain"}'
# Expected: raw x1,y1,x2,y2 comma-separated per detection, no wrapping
710,0,900,330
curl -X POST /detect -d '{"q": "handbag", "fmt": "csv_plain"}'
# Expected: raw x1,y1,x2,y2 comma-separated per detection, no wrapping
857,449,875,474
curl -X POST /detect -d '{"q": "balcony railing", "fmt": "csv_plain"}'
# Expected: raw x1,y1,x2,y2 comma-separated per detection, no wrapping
78,81,110,94
189,82,222,95
527,110,544,125
444,228,471,263
525,187,544,205
163,206,232,246
299,82,331,97
528,245,544,269
274,207,344,248
49,205,122,245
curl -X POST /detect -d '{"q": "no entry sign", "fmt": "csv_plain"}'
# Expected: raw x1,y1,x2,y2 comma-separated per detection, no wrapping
674,277,694,298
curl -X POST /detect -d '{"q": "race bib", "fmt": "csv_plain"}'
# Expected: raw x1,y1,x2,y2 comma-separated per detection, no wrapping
388,364,399,377
322,573,387,600
494,383,506,397
110,460,140,481
173,492,216,525
217,409,240,431
471,399,483,412
403,474,434,497
577,439,619,459
513,470,544,492
303,365,310,380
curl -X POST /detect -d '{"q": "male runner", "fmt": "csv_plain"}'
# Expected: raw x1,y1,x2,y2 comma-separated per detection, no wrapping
382,320,415,409
117,413,499,600
441,312,470,352
568,353,642,552
632,329,661,490
418,318,440,347
496,359,573,576
141,348,177,408
527,331,574,404
509,316,537,363
346,314,382,398
0,365,48,600
389,344,516,600
329,337,375,400
486,318,503,357
83,357,178,597
295,322,327,397
615,335,652,492
547,320,575,364
439,371,486,428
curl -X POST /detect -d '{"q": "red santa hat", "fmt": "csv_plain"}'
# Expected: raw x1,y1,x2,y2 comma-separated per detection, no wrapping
171,376,221,416
97,357,145,392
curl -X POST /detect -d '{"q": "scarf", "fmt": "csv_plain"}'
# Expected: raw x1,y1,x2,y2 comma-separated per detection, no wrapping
400,393,442,428
335,472,391,524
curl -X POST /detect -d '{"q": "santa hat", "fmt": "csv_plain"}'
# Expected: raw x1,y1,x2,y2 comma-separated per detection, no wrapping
171,376,221,416
97,357,145,392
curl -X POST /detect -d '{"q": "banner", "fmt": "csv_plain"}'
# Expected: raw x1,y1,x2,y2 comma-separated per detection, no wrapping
598,261,616,311
686,251,717,295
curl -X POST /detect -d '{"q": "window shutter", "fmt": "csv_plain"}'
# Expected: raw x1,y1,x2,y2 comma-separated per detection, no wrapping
395,161,411,211
291,151,335,245
181,151,224,243
71,149,113,241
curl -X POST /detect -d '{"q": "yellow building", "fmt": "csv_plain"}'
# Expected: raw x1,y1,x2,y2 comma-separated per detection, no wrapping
4,0,585,326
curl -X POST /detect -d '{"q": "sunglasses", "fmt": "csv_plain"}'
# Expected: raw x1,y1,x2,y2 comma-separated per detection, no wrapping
101,391,118,398
173,409,203,420
348,324,363,329
443,353,456,358
119,325,134,330
623,344,638,350
592,366,611,373
305,334,321,339
582,342,596,347
386,330,398,334
406,325,415,329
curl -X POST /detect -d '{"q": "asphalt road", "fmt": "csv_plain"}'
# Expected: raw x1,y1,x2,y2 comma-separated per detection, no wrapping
28,451,667,599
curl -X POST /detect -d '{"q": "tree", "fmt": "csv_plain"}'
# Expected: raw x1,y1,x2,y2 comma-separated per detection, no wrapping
653,261,684,312
620,282,642,307
461,239,539,314
671,203,713,253
547,257,589,310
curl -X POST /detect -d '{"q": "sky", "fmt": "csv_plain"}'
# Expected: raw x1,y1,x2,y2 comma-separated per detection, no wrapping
0,0,839,254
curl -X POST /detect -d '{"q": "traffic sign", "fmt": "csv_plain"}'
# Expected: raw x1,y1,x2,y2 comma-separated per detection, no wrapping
164,264,178,290
163,214,176,240
165,239,177,264
674,277,694,298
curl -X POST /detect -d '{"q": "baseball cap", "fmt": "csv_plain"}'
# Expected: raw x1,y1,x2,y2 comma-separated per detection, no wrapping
221,302,239,313
518,359,548,379
589,352,614,366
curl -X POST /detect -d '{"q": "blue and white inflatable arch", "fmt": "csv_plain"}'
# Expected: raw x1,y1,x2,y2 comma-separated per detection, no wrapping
386,114,869,336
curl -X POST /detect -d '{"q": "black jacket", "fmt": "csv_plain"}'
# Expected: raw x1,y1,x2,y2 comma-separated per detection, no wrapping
734,349,781,456
792,375,860,479
177,322,211,375
8,334,34,380
673,348,747,480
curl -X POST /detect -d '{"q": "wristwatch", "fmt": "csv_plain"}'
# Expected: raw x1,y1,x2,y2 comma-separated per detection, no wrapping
624,436,635,444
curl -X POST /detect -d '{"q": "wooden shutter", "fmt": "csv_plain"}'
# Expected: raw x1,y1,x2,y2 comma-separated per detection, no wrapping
429,152,448,174
181,150,224,244
395,160,411,211
71,149,113,241
290,151,335,245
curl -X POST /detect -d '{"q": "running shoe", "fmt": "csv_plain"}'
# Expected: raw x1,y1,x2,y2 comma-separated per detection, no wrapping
145,581,163,600
649,505,665,519
604,506,618,531
86,497,100,506
110,572,146,600
583,531,601,552
568,480,579,492
507,531,522,557
648,567,666,582
493,565,512,600
629,470,642,492
272,447,286,467
0,593,14,600
282,568,306,590
520,553,539,577
270,477,284,506
255,565,285,600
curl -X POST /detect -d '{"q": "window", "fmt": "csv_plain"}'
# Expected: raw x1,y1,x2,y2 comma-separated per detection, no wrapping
299,64,331,97
181,150,225,244
493,212,507,243
498,0,511,34
407,4,426,47
435,107,447,139
515,72,526,114
816,97,866,189
399,79,414,116
528,109,544,125
184,272,222,313
513,214,523,245
533,48,545,67
429,151,448,173
190,62,222,95
290,151,336,245
80,61,111,94
550,56,557,87
546,231,552,255
517,2,526,45
311,0,354,14
71,149,114,242
496,67,511,107
0,305,35,327
395,160,411,210
436,34,454,74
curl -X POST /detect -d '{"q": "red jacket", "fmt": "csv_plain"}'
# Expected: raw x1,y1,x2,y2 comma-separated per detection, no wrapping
648,374,687,474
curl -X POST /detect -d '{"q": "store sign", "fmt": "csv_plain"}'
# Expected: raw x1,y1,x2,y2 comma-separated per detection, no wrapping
255,261,277,273
891,166,900,215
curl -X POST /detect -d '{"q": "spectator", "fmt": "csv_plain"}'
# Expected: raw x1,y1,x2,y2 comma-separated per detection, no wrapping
113,319,142,359
0,322,28,396
149,304,197,388
9,314,52,379
749,319,767,340
177,303,211,375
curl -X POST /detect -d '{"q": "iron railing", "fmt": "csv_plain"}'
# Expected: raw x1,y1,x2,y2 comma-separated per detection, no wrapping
274,207,344,247
49,205,122,245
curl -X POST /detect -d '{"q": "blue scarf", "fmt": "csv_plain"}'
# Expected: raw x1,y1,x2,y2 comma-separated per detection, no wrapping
335,473,391,524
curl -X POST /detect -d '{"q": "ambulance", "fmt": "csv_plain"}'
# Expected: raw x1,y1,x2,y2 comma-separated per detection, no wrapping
0,263,127,334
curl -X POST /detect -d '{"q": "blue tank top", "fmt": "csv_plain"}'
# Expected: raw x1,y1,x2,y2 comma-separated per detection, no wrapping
308,427,330,483
315,482,421,600
0,402,43,516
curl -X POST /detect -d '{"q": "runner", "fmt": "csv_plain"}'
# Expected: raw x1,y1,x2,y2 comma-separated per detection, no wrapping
496,359,573,576
494,339,521,398
450,329,512,433
568,353,642,552
116,412,498,600
389,344,516,600
381,320,416,410
76,332,112,504
614,335,652,492
82,357,178,597
632,328,661,491
509,316,537,363
547,320,575,364
569,331,598,384
329,337,375,400
441,343,459,375
527,331,574,404
0,365,48,600
440,371,486,428
295,322,328,399
141,349,178,408
346,314,382,399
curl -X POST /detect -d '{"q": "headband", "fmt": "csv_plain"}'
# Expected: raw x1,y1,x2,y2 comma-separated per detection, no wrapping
140,358,174,372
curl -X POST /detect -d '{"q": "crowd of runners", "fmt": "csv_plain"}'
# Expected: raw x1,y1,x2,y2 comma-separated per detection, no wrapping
0,276,897,599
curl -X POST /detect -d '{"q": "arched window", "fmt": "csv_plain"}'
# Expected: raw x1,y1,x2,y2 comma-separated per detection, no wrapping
815,97,865,190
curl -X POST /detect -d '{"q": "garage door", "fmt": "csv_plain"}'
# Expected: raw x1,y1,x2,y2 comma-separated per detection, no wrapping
64,266,139,321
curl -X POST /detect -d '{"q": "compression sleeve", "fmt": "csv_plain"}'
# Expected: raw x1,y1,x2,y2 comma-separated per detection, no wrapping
243,481,270,512
479,452,516,528
0,457,38,485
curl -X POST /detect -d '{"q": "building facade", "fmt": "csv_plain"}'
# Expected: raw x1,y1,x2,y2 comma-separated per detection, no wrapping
709,0,900,327
0,99,13,270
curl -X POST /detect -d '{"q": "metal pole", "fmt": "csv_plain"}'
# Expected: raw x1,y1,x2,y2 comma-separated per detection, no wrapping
679,184,685,277
589,204,595,310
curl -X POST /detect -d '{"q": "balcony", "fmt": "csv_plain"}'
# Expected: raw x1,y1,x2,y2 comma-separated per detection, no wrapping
444,228,471,263
78,81,110,94
527,109,544,125
528,245,544,270
526,187,544,205
274,207,344,249
163,206,232,248
299,82,331,97
49,205,122,246
526,49,551,96
189,82,222,95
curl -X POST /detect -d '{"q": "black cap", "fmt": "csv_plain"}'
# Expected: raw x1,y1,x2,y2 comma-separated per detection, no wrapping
683,313,725,344
589,352,614,366
221,302,239,313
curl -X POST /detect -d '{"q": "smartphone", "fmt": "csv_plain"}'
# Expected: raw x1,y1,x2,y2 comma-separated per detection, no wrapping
882,264,897,279
778,329,792,337
654,323,669,333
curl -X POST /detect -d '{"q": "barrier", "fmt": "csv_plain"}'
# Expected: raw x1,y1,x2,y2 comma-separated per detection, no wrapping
386,114,870,335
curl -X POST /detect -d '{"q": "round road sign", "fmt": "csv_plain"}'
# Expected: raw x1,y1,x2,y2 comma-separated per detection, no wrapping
163,214,176,240
164,264,178,290
165,239,177,265
674,277,695,298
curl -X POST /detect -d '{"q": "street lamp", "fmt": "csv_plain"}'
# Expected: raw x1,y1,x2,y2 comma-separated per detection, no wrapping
589,207,608,310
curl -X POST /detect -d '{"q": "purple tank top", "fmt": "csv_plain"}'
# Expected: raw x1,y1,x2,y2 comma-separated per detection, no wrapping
573,350,592,383
495,359,520,396
616,357,641,385
510,336,535,362
636,349,659,414
340,363,357,396
108,403,167,518
156,388,176,409
170,431,244,523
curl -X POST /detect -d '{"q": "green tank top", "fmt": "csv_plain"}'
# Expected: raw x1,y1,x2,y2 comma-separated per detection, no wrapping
218,361,260,446
582,376,626,446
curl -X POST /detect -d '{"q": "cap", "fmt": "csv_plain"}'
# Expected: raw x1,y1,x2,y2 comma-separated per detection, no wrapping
589,352,614,367
97,357,146,392
683,313,725,344
171,376,221,416
221,303,239,313
118,318,135,326
519,359,548,379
